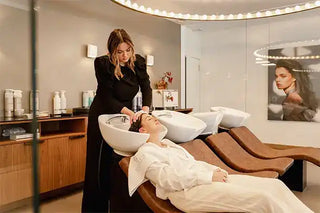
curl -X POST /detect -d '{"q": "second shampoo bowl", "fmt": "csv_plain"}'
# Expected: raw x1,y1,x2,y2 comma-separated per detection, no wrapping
98,114,167,156
152,110,207,143
191,111,223,135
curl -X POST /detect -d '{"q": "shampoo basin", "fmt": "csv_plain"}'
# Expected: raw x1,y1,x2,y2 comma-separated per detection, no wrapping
98,114,167,156
210,106,250,128
191,111,223,135
152,110,206,143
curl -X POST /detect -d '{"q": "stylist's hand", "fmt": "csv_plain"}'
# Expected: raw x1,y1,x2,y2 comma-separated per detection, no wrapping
120,107,135,124
212,168,228,183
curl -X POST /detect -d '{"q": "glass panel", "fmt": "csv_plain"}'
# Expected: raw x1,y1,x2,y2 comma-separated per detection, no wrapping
0,0,35,211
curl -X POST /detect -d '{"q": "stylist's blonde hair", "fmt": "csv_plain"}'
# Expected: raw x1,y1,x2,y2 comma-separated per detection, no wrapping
107,29,136,80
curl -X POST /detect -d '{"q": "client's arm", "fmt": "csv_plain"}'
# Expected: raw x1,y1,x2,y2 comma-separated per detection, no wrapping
145,162,214,192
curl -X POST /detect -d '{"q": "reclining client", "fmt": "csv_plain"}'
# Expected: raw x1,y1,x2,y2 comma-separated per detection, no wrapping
128,113,313,213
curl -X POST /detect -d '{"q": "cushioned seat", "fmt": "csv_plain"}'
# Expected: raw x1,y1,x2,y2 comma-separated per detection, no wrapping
180,139,279,178
229,126,320,167
205,133,294,175
119,157,182,213
118,139,279,213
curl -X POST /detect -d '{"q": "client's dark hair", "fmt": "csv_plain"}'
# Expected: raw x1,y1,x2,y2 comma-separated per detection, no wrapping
128,115,143,132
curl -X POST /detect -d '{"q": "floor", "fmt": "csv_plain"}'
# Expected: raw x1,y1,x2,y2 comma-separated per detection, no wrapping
7,163,320,213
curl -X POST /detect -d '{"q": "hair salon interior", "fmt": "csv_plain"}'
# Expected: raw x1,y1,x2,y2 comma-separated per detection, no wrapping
1,0,320,212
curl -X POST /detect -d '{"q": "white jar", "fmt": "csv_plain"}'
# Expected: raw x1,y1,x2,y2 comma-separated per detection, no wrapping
53,91,61,115
4,89,14,118
60,90,67,113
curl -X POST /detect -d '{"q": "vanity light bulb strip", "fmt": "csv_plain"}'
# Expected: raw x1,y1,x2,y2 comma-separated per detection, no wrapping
293,69,320,73
253,39,320,60
111,0,320,21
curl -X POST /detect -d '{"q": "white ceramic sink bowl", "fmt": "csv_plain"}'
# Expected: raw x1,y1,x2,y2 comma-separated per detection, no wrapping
210,106,250,128
152,110,206,143
98,114,167,156
191,111,223,135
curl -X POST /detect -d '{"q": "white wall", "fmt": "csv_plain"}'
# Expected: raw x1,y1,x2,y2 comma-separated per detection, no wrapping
0,0,181,114
200,9,320,148
181,26,202,108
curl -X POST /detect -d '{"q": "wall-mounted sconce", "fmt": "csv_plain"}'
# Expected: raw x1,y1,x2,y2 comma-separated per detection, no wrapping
146,55,154,66
87,44,98,58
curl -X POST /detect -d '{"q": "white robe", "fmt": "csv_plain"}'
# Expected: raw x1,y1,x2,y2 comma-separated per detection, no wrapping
128,139,313,213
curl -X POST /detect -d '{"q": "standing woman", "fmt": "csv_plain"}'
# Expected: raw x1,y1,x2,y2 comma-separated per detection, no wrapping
82,29,152,212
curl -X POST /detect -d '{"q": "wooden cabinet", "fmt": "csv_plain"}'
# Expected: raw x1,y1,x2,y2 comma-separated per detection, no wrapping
39,134,86,193
0,142,32,206
0,116,87,206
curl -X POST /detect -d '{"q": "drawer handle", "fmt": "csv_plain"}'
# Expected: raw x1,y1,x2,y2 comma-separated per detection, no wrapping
24,140,45,145
69,135,85,140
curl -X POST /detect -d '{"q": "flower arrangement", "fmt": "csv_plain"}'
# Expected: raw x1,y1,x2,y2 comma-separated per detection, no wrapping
155,72,173,89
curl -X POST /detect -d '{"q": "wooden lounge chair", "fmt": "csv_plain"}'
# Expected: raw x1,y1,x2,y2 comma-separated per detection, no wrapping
205,133,294,175
229,126,320,167
119,157,182,213
118,139,279,213
180,139,279,178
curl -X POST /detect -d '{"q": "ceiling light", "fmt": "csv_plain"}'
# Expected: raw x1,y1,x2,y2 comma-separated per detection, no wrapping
253,39,320,60
111,0,320,21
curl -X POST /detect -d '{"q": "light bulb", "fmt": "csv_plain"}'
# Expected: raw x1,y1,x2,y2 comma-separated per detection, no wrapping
295,5,301,11
210,14,216,20
256,12,262,17
132,3,138,9
125,0,131,7
147,7,153,14
201,15,208,20
139,5,145,12
285,7,292,13
275,9,281,15
246,13,252,18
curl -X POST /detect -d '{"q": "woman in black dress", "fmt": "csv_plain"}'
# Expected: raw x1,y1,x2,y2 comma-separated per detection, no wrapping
81,29,152,212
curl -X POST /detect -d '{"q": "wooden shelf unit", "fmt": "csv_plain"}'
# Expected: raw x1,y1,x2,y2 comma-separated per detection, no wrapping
0,116,87,207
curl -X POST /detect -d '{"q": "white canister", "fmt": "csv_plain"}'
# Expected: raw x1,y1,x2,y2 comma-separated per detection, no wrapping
53,91,61,115
4,89,14,118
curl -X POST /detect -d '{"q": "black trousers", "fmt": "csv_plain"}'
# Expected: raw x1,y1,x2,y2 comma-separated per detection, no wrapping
81,108,151,212
82,111,112,212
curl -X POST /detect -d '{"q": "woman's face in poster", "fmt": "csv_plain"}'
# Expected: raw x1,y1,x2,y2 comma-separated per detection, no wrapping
275,67,296,90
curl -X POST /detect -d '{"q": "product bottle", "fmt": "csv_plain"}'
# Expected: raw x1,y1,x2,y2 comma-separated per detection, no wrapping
53,91,61,116
29,90,40,114
60,90,67,113
82,91,89,108
88,90,94,106
13,90,24,117
4,89,14,118
137,90,142,111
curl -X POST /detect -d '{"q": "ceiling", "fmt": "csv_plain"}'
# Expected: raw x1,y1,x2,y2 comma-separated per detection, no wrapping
131,0,309,15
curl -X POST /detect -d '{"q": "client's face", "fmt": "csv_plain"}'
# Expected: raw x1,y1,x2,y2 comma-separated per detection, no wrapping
140,114,162,133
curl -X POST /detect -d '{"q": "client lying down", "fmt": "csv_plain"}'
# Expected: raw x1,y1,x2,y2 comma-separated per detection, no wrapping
128,113,313,213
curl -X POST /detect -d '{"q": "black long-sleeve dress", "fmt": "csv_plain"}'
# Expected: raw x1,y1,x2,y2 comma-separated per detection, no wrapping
82,54,152,212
